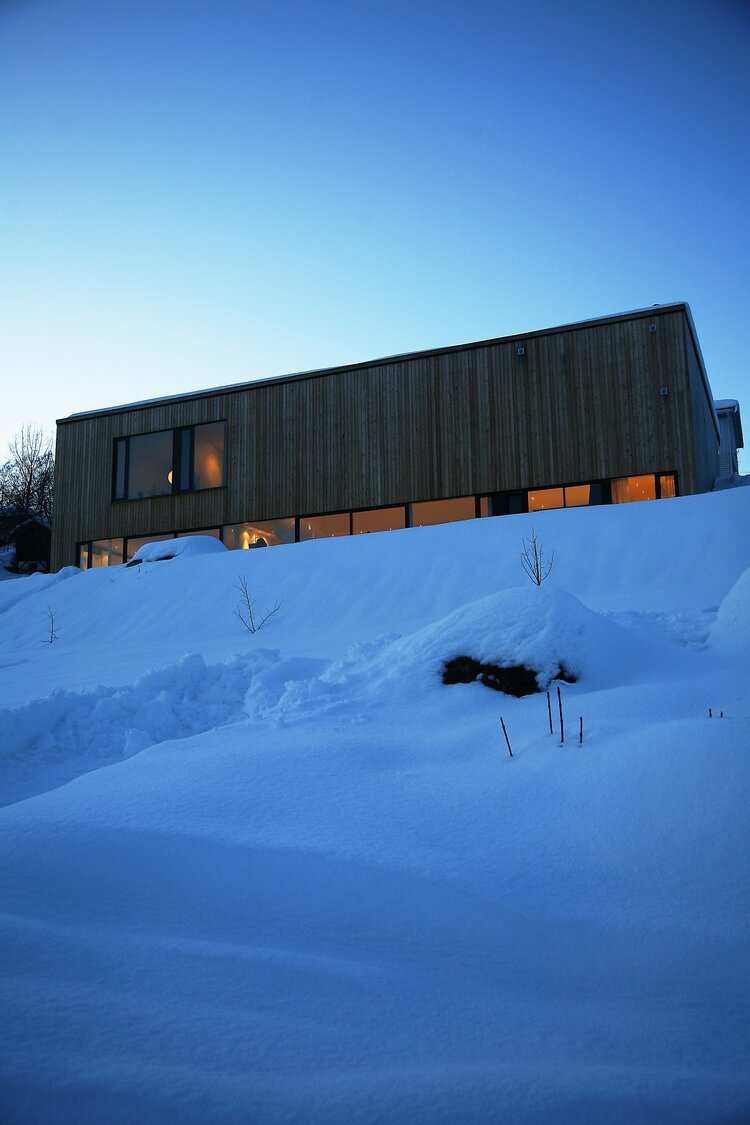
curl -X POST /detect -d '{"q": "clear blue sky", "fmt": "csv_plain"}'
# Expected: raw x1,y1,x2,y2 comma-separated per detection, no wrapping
2,0,749,467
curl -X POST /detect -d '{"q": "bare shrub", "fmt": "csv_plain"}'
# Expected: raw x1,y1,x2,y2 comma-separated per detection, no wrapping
44,603,58,644
234,575,280,634
520,527,554,586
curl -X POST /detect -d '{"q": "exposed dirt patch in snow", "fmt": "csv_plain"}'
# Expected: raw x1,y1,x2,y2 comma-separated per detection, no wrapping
442,655,576,695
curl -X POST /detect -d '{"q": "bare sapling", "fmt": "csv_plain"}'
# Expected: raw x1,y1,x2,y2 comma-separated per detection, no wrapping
44,603,58,644
234,575,281,634
520,527,554,586
557,685,565,745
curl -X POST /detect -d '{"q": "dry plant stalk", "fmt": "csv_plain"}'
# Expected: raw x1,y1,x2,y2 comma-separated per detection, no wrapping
234,575,281,634
521,527,554,586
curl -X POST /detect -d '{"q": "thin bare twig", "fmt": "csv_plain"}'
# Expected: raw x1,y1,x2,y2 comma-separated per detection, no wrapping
234,575,281,634
44,603,58,644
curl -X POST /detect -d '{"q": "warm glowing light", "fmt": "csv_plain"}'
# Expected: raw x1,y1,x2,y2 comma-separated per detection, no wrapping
528,488,563,512
167,470,173,484
564,484,590,507
611,475,657,504
200,451,222,487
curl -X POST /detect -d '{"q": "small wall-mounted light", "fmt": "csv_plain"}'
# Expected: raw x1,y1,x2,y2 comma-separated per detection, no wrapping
516,345,525,357
649,324,657,332
660,386,669,396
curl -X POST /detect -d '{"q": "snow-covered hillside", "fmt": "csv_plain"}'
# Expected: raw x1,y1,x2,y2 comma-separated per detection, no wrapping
1,490,749,1123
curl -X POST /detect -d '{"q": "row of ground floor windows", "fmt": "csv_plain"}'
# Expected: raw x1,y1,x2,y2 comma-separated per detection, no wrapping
78,472,677,568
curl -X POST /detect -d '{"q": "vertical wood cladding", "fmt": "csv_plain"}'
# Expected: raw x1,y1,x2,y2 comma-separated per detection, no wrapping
51,305,720,569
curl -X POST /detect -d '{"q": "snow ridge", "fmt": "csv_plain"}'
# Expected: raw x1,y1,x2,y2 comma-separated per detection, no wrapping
0,652,266,804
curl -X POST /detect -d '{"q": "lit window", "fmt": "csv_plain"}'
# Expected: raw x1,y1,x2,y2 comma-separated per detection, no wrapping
528,487,564,512
192,422,225,490
611,475,657,503
659,474,676,499
299,513,350,540
81,538,124,568
410,497,476,527
125,431,173,499
564,484,590,507
223,519,296,549
352,507,406,535
113,422,226,500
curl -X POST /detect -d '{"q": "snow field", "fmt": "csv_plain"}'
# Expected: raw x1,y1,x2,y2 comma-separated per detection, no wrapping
0,486,749,1122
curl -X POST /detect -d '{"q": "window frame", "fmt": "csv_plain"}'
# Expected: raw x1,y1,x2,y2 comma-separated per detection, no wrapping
112,421,226,502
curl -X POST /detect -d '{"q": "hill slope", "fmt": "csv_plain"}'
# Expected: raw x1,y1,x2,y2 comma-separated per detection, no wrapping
1,490,749,1123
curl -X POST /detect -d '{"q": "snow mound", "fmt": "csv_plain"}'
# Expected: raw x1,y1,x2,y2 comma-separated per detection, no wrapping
710,564,750,652
128,535,227,565
247,586,670,722
355,585,668,687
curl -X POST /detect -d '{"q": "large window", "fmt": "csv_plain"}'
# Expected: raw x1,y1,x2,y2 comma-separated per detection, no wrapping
223,519,296,549
352,506,406,535
528,484,595,511
118,431,173,499
78,538,124,569
113,422,225,500
611,473,676,503
299,512,351,540
410,497,476,527
175,528,221,539
659,474,676,499
611,475,657,504
528,487,564,512
125,533,175,562
191,422,225,490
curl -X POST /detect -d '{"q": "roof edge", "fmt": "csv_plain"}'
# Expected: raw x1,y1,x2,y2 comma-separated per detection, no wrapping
57,302,694,425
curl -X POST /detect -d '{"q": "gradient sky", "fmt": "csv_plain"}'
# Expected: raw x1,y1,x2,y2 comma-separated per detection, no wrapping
1,0,749,467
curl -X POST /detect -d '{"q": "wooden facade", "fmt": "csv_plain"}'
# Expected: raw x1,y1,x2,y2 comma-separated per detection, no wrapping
51,303,721,571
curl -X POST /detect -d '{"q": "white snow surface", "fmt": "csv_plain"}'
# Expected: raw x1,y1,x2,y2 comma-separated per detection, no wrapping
1,489,749,1123
128,534,228,565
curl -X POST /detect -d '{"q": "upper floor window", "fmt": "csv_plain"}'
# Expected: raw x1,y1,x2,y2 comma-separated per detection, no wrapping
113,421,225,500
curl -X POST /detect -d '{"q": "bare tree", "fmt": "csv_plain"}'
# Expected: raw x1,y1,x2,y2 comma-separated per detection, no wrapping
44,603,58,644
234,575,281,633
520,527,554,586
0,425,55,521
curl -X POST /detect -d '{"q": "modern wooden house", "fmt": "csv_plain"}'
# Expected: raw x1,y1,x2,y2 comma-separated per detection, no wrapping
51,303,722,571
